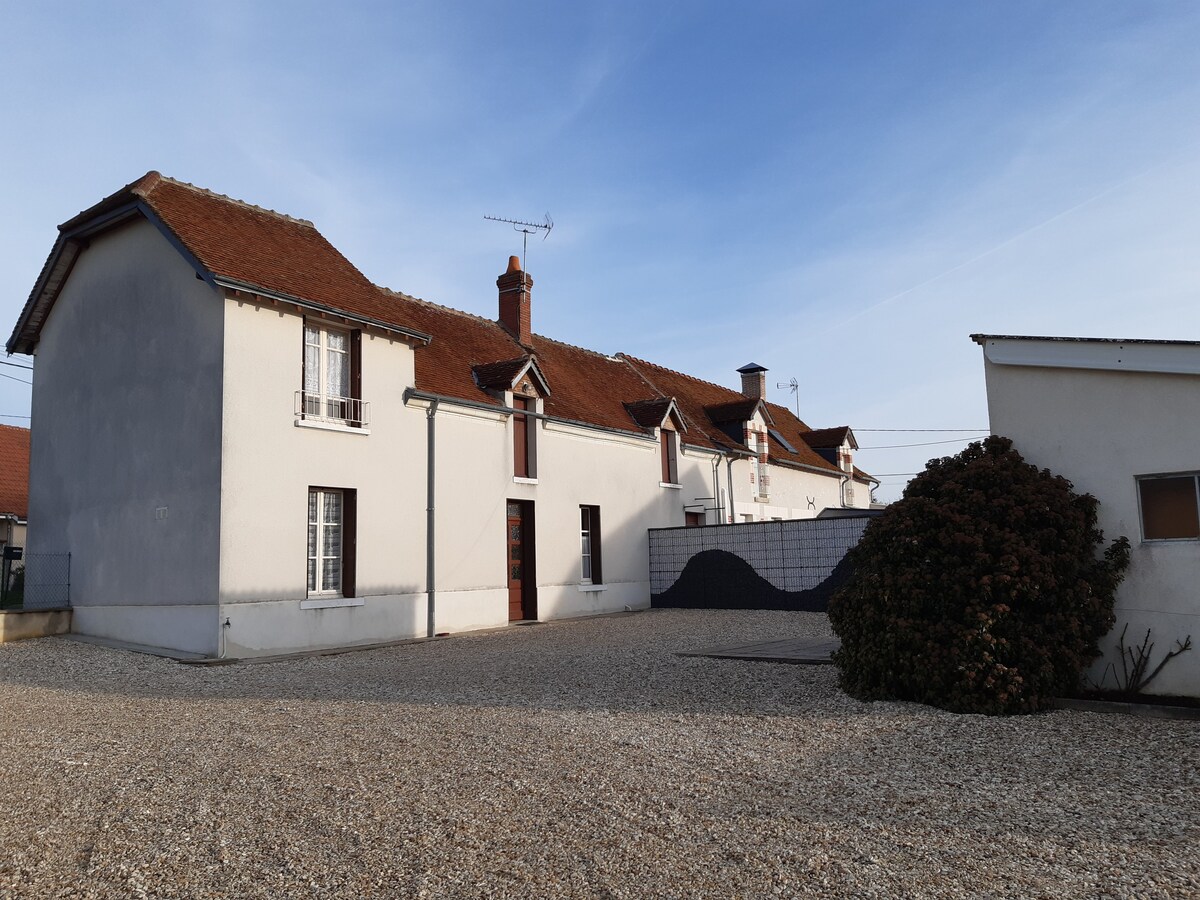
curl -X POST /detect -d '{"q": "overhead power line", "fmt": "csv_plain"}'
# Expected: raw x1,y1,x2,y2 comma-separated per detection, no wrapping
0,371,32,386
859,436,988,450
0,414,30,419
856,428,988,433
0,360,33,371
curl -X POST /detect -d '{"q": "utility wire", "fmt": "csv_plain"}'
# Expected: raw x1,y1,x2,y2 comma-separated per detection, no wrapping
859,436,988,450
0,414,30,419
0,360,33,370
856,428,988,432
0,371,32,385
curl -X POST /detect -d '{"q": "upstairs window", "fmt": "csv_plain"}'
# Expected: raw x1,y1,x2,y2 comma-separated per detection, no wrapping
1138,474,1200,540
513,396,537,479
300,323,365,427
749,431,769,498
660,429,679,484
580,505,602,584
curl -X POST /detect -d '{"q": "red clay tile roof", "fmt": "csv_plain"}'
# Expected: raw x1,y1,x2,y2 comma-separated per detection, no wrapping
73,173,428,338
619,356,847,474
13,172,874,483
0,425,30,518
528,336,669,433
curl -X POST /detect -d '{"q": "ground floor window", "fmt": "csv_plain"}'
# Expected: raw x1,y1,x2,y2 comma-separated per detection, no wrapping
580,505,602,584
308,488,357,596
1138,473,1200,540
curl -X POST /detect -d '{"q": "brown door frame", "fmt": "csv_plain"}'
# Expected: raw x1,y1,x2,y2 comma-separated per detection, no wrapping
506,499,537,621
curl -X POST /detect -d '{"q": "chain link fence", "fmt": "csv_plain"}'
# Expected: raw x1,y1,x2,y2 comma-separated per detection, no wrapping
19,552,71,610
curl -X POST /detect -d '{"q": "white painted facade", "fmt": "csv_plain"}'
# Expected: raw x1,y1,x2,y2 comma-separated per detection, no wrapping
17,184,873,658
976,335,1200,698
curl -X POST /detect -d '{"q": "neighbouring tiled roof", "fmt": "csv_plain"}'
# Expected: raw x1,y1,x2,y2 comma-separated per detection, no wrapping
0,425,30,518
13,172,873,484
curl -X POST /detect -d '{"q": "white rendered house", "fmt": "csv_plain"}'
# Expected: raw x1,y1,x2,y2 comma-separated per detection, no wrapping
7,172,875,657
974,334,1200,698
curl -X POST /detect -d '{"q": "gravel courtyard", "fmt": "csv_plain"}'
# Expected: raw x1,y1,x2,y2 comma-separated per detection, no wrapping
0,609,1196,899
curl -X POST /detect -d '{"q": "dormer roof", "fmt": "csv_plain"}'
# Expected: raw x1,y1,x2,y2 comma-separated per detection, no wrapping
704,397,773,426
624,398,686,432
472,356,551,397
802,426,858,451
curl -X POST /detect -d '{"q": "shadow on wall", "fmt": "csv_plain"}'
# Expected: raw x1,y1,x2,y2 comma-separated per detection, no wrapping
652,549,853,612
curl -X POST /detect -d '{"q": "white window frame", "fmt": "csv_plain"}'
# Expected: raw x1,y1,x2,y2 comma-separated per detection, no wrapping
302,323,356,425
308,489,343,596
660,428,680,486
580,505,601,584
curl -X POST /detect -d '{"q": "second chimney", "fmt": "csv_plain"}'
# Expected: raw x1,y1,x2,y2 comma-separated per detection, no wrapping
737,362,768,399
497,256,533,345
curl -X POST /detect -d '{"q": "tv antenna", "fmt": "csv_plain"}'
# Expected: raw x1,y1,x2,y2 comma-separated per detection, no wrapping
484,213,553,271
777,377,800,418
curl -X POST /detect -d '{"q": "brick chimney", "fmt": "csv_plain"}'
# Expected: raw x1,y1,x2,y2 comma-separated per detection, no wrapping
737,362,768,399
497,256,533,345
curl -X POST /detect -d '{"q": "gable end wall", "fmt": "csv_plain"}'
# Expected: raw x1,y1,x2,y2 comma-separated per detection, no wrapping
28,218,224,653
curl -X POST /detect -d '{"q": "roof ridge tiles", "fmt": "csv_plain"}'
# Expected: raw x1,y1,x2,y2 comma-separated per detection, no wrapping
377,286,500,324
618,352,740,396
529,331,628,364
154,175,316,227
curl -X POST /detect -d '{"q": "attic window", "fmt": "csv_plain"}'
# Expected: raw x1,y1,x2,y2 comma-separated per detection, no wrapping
660,430,679,485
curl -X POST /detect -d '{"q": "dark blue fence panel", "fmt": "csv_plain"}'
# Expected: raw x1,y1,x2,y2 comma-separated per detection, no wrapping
649,516,873,611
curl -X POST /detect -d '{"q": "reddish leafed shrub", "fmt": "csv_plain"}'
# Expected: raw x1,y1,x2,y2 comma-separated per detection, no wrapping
829,436,1130,715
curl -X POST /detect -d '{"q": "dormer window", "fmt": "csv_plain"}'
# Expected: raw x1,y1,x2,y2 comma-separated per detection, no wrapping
513,395,537,479
749,430,769,499
660,429,679,485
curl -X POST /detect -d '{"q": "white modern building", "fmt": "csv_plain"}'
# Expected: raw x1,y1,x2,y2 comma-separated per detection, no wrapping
974,334,1200,698
7,172,875,657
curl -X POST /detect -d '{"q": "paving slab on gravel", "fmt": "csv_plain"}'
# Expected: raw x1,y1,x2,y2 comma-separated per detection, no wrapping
0,609,1196,899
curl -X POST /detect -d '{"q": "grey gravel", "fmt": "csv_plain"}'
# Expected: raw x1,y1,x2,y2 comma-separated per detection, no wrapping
0,609,1196,899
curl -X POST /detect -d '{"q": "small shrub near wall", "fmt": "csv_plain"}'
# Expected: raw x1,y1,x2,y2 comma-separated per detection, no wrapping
829,436,1131,715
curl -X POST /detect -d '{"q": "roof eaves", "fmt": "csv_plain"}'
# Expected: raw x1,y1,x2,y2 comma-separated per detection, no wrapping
214,277,432,346
8,196,216,356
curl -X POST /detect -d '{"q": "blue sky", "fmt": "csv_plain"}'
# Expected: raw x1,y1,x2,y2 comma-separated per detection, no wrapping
3,2,1199,500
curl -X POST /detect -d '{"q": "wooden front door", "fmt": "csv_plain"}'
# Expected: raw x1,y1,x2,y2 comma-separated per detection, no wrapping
506,501,534,621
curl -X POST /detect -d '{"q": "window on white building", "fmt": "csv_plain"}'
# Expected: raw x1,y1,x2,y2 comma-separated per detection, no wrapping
660,429,679,485
308,488,357,596
580,505,602,583
1138,474,1200,540
300,323,365,427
